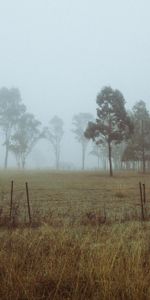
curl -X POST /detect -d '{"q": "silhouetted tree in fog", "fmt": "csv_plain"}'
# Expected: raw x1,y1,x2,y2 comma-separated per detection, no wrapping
89,143,102,169
72,113,94,170
44,116,64,169
9,113,41,168
0,87,26,168
122,100,150,172
85,86,133,176
111,142,126,170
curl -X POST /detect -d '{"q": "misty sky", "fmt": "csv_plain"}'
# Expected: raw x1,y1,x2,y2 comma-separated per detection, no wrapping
0,0,150,168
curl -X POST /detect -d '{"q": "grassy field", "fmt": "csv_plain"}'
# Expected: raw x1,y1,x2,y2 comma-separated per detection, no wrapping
0,170,150,299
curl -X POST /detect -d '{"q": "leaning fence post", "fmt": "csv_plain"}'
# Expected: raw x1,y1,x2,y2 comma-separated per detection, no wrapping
9,180,14,221
25,182,32,224
143,183,147,218
139,182,145,221
143,184,146,204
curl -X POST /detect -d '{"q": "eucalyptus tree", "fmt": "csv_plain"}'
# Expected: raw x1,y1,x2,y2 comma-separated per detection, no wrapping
72,113,94,170
44,116,64,169
9,112,41,168
85,86,133,176
122,100,150,172
0,87,26,168
89,143,108,170
89,143,101,169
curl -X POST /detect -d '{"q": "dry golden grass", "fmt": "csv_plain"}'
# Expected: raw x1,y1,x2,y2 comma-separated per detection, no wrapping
0,169,149,223
0,170,149,299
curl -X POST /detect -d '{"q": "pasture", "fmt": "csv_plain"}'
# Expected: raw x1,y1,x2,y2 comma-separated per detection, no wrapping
0,170,149,299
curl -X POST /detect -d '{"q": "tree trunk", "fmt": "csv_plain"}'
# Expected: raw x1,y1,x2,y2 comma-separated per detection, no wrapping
4,131,11,169
56,155,59,170
142,120,146,173
22,161,25,169
108,140,113,176
142,149,146,173
21,156,26,169
97,156,100,169
4,145,9,169
82,145,85,170
55,147,60,170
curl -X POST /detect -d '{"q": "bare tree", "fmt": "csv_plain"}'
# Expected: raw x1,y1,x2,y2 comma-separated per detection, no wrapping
45,116,64,169
72,113,94,170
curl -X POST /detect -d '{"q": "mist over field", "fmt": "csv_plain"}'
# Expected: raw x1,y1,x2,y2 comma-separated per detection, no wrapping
1,3,150,299
0,0,150,169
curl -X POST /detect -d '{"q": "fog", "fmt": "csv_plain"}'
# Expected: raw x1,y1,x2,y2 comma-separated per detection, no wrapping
0,0,150,169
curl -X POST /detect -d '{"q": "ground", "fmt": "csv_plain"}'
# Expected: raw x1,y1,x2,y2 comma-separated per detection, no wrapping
0,170,149,299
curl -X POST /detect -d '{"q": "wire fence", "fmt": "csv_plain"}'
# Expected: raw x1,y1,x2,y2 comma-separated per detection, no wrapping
0,176,149,226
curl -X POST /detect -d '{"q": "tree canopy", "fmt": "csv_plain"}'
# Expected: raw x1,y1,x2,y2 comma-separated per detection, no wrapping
122,100,150,172
9,113,42,168
85,86,133,176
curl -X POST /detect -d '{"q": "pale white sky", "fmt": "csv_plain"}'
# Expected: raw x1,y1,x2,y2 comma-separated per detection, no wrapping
0,0,150,168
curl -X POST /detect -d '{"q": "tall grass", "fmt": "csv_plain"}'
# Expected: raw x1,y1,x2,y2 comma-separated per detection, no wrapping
0,170,149,299
0,222,149,299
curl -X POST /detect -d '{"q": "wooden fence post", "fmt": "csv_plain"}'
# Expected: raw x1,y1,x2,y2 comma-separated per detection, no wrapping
9,180,14,221
143,184,146,204
139,182,145,221
25,182,32,224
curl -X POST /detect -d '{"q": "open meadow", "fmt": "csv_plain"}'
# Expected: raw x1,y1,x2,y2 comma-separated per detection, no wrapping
0,170,150,299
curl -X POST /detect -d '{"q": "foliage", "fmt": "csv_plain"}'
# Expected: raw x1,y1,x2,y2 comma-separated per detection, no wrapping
9,113,41,168
0,87,26,168
122,100,150,172
85,86,133,175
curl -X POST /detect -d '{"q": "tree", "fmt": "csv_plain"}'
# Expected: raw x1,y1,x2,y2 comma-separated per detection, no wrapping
72,113,94,170
85,86,133,176
9,113,41,168
112,142,126,170
89,142,108,170
89,143,101,169
0,87,26,168
122,100,150,173
44,116,64,169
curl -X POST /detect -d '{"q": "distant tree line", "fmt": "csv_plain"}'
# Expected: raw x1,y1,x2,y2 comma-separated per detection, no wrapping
0,87,42,169
0,87,65,170
0,86,150,175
